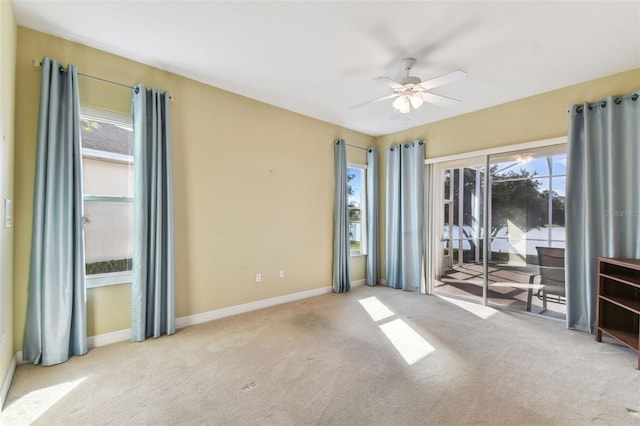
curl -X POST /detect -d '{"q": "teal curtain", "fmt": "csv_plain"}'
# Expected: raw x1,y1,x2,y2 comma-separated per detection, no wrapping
386,141,425,292
366,148,379,286
566,92,640,333
333,139,350,293
23,57,87,366
131,84,175,341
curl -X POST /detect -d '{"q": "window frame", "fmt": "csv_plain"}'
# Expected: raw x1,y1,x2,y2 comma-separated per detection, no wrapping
347,162,368,257
80,107,134,289
489,151,567,251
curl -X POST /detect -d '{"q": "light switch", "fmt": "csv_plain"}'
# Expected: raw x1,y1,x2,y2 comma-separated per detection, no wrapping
4,198,11,228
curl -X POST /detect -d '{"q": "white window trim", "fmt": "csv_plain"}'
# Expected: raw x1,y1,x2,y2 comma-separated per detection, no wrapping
84,195,134,203
347,162,368,170
81,107,134,289
425,136,566,165
81,106,132,126
86,271,132,289
83,148,133,165
347,163,367,257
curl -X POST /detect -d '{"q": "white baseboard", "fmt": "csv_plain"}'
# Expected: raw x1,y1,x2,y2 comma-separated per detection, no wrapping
1,355,17,410
39,285,335,350
88,329,132,348
11,285,336,375
175,285,332,329
14,328,135,355
351,279,366,287
352,279,388,287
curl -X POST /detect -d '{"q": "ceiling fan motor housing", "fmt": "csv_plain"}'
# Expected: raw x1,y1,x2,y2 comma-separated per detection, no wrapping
400,76,422,86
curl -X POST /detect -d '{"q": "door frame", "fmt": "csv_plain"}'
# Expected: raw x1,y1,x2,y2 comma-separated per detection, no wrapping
424,136,566,297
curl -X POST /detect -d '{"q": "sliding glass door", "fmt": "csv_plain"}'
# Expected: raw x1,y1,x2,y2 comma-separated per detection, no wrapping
435,157,486,302
432,144,567,319
487,147,566,318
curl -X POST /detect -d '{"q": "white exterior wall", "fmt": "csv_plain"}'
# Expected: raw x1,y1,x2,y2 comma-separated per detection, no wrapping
83,157,133,263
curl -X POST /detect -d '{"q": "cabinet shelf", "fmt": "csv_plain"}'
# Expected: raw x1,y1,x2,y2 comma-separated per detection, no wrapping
599,295,640,315
599,272,640,290
599,326,640,351
597,257,640,369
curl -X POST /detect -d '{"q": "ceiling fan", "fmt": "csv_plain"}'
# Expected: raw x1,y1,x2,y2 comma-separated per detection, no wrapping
353,58,467,114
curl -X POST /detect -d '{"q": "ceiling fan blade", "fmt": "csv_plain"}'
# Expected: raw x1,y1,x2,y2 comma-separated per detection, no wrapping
420,92,461,106
418,70,467,91
374,76,405,90
350,92,400,109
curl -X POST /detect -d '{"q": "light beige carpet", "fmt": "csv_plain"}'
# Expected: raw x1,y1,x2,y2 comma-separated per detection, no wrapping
2,285,640,425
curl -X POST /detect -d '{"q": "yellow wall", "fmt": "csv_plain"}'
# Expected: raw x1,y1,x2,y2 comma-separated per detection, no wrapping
0,0,16,402
375,68,640,280
14,28,373,348
13,23,639,351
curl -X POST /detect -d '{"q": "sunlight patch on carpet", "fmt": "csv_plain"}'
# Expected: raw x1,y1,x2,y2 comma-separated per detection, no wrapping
358,296,394,321
359,296,435,365
2,376,87,424
379,319,435,365
438,295,498,319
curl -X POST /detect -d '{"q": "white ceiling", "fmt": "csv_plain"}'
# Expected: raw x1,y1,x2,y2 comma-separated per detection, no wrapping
12,1,640,136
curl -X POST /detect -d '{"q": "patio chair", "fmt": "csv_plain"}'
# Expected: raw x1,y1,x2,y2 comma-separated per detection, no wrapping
527,247,566,311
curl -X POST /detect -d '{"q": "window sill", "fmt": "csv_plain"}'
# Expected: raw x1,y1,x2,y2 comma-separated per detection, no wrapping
350,252,367,258
86,271,132,289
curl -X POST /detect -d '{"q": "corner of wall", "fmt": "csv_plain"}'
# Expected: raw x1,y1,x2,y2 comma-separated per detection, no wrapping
0,354,17,410
0,0,17,411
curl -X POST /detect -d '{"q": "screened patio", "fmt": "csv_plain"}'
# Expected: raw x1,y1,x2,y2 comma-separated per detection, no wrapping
433,145,567,320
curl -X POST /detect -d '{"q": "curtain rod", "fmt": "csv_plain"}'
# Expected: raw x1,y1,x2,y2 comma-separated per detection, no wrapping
567,93,638,113
336,140,374,152
32,59,174,101
345,143,368,151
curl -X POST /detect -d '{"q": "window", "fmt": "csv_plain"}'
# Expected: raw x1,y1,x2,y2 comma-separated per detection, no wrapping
81,107,134,288
490,148,567,256
347,164,367,256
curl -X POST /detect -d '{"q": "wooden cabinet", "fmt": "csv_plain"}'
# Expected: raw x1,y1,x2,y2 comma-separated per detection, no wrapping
596,257,640,368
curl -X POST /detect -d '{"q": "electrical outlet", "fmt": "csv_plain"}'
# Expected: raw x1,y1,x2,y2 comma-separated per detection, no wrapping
256,273,262,283
279,270,285,278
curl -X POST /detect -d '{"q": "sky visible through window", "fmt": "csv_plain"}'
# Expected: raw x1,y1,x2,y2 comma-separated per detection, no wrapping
492,154,567,196
348,167,362,206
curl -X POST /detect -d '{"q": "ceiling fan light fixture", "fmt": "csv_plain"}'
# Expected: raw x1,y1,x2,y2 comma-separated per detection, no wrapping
409,93,423,109
353,58,467,118
393,95,411,114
